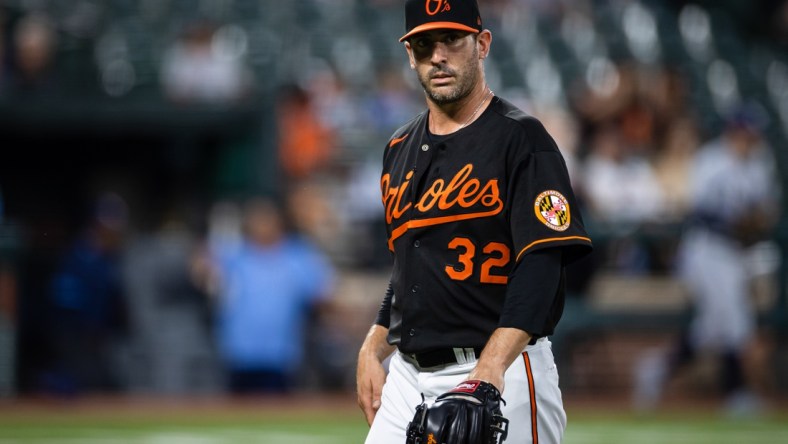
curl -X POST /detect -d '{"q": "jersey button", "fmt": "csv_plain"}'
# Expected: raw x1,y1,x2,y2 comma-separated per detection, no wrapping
421,144,429,151
413,239,420,247
409,329,416,337
411,284,420,293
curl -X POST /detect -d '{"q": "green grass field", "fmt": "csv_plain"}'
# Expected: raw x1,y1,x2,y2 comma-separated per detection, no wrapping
0,396,786,444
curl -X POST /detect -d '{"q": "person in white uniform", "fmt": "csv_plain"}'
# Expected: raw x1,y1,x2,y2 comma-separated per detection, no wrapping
634,104,780,414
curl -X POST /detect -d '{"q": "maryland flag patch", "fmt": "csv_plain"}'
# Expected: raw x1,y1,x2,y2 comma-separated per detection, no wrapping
534,190,571,231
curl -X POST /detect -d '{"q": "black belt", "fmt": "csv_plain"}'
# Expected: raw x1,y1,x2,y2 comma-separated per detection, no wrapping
403,337,541,369
404,347,484,368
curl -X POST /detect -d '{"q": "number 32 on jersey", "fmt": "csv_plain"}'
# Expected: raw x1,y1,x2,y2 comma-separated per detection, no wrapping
445,237,510,284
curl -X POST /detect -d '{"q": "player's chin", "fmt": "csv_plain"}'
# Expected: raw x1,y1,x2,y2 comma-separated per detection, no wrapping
427,86,462,104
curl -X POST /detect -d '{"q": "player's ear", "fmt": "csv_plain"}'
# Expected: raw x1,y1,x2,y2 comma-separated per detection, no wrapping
477,30,492,59
404,41,416,69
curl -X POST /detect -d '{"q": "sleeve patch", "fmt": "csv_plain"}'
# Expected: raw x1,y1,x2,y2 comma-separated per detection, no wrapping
534,190,571,232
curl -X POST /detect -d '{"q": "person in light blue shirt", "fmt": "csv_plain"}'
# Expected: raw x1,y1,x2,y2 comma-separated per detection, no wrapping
212,195,334,393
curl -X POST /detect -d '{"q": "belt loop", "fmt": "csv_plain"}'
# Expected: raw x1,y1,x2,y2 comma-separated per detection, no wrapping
452,347,477,365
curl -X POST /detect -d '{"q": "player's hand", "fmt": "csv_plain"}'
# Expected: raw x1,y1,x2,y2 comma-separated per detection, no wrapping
356,324,394,426
356,349,387,425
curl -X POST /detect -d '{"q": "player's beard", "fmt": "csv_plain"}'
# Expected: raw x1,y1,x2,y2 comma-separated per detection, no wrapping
419,45,480,105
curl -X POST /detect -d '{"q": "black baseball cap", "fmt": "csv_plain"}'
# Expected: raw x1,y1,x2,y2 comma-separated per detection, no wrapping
400,0,483,42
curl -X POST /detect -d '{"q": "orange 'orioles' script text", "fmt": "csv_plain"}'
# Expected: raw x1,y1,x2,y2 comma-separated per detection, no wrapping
382,164,504,249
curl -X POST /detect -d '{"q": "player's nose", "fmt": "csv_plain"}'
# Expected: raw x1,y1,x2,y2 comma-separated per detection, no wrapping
430,43,449,65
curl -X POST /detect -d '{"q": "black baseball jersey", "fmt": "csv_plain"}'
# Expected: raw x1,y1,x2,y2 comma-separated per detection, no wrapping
377,97,592,354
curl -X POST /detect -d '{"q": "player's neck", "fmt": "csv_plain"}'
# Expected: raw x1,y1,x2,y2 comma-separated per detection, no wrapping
427,83,493,135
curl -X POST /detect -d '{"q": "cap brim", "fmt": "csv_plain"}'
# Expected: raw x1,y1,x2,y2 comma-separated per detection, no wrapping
399,22,479,42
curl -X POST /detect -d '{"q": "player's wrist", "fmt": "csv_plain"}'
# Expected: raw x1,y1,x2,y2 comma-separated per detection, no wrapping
358,346,389,363
359,325,394,362
468,364,506,393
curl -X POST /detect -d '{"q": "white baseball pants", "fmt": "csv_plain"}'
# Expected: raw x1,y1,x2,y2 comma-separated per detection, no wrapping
364,338,566,444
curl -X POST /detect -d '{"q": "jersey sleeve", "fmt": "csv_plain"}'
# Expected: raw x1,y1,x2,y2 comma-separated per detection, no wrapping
508,118,592,264
374,281,394,328
499,248,564,337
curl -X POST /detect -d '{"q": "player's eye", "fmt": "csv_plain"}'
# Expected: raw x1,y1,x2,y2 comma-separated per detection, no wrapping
413,37,433,49
444,31,470,45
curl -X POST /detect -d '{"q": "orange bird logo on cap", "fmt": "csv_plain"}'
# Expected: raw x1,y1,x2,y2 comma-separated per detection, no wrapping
426,0,451,16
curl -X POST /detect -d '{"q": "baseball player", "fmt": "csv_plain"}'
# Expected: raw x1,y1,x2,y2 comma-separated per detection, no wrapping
634,105,781,414
356,1,593,443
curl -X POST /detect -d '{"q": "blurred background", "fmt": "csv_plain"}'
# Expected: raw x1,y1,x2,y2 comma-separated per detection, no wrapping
0,0,786,423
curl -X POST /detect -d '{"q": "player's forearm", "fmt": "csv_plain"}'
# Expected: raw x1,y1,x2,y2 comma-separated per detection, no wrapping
469,327,532,390
359,324,396,362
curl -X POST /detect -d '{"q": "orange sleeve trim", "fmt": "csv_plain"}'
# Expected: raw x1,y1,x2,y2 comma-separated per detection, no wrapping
516,236,591,262
522,351,539,444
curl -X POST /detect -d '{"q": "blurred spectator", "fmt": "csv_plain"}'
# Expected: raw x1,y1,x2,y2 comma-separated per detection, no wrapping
160,20,251,104
45,192,130,395
341,157,391,270
581,122,666,226
362,65,421,134
633,103,781,416
8,13,57,94
653,115,701,221
209,196,335,394
276,84,337,181
571,62,638,129
122,206,221,395
617,100,658,158
641,67,688,131
306,65,361,140
286,178,342,259
580,117,667,274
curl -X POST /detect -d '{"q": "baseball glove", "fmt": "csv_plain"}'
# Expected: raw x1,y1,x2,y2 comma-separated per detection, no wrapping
405,380,509,444
730,208,774,247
